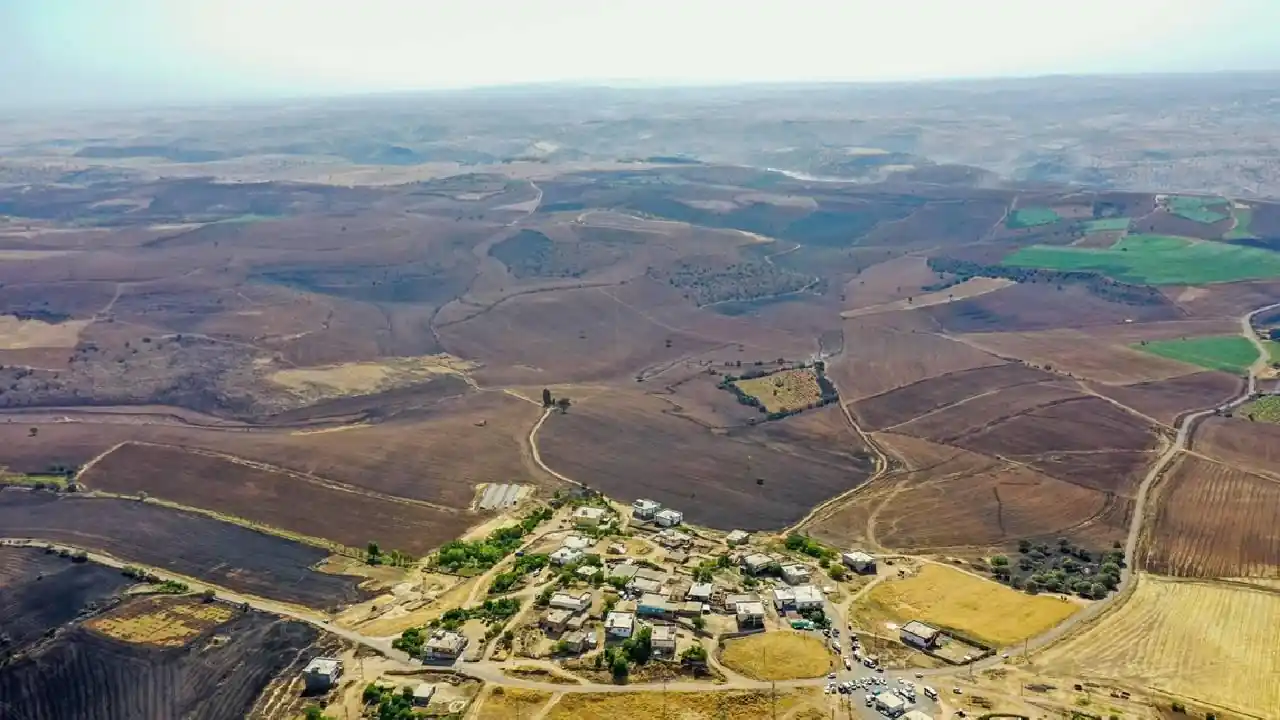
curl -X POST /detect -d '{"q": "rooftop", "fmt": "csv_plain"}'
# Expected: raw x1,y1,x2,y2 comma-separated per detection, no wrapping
736,601,767,617
902,620,940,639
606,611,635,630
304,657,341,675
726,530,750,542
650,624,678,643
793,585,824,604
632,499,661,510
573,506,607,518
843,550,874,562
413,683,435,700
876,692,906,709
687,582,714,599
562,535,593,550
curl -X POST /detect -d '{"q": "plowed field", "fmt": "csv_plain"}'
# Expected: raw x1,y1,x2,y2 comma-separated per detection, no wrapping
1143,454,1280,580
850,363,1055,431
1039,574,1280,719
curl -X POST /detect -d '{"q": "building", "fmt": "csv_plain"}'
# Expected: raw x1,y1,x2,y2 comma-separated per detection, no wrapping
649,624,678,656
562,535,593,551
412,684,435,707
735,601,766,629
550,547,583,566
771,586,796,610
606,611,635,638
725,530,750,546
576,565,600,579
723,592,761,613
542,608,575,633
900,620,941,650
656,528,692,548
635,567,667,583
632,498,661,520
638,593,675,618
841,551,876,574
627,576,664,595
302,657,343,693
654,508,684,527
550,591,592,612
875,691,907,717
423,630,468,661
561,630,594,653
608,563,641,582
741,553,777,575
792,585,825,610
573,506,608,527
686,582,714,603
781,563,811,585
675,600,703,617
902,711,934,720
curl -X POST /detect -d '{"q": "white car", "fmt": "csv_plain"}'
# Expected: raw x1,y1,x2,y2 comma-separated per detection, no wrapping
844,659,853,670
824,683,836,694
827,672,837,680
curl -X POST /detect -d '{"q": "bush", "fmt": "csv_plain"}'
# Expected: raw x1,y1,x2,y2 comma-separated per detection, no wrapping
680,644,708,663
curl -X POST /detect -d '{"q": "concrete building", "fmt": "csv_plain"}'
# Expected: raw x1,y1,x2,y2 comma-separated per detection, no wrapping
875,691,907,717
771,586,796,610
635,567,668,583
841,551,876,574
562,535,593,551
781,563,811,585
638,593,675,618
632,499,661,520
675,601,703,617
741,553,777,575
550,590,592,612
902,711,934,720
723,592,761,613
608,563,641,582
792,584,825,610
725,530,750,546
550,547,583,566
576,565,601,580
412,684,435,706
302,657,343,693
654,508,684,527
562,630,593,653
423,630,468,661
627,576,664,595
649,624,678,656
542,608,575,633
900,620,941,649
573,506,608,527
736,601,766,629
686,582,714,603
606,611,635,638
656,528,692,548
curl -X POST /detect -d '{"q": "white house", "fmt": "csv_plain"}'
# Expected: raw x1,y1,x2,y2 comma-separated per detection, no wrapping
654,508,684,527
656,528,691,548
771,586,796,610
632,499,661,520
686,582,714,602
841,551,876,574
649,623,678,655
303,657,342,693
725,530,750,546
606,611,635,638
412,684,435,707
792,584,824,610
573,506,608,527
875,691,907,717
741,553,777,575
562,535,593,551
900,620,940,649
550,547,583,566
736,601,766,628
781,563,811,585
549,591,592,612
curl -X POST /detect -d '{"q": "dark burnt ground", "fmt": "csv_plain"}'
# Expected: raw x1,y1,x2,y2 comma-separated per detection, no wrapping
0,546,132,652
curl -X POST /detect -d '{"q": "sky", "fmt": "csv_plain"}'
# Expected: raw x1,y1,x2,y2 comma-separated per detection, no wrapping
4,0,1280,108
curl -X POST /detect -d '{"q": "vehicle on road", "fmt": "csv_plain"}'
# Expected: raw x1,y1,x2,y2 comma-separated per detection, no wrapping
923,687,938,700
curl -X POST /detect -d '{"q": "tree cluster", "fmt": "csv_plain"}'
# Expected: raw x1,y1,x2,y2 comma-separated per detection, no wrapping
785,533,838,561
924,256,1168,306
995,538,1125,599
488,553,550,594
433,507,554,572
359,684,424,720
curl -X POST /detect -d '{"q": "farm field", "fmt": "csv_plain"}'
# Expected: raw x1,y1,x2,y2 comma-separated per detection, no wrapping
731,368,822,412
1081,217,1131,232
1194,416,1280,478
1239,394,1280,422
852,563,1079,647
472,687,554,720
1136,335,1258,374
1142,454,1280,580
1084,371,1239,426
81,442,472,555
545,689,827,720
536,390,874,530
0,490,371,608
1038,574,1280,719
1003,234,1280,284
1005,207,1060,228
850,363,1056,431
1163,195,1230,224
719,631,832,680
1225,205,1257,239
88,595,235,647
0,546,134,650
924,281,1184,334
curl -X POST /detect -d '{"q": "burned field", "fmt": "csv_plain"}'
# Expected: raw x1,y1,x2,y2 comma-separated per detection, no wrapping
0,491,370,609
0,545,134,652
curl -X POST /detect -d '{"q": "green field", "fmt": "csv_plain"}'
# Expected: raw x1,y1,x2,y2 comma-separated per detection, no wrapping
1006,207,1061,229
1165,195,1229,224
1081,217,1131,233
1224,206,1257,240
1241,395,1280,423
1136,336,1259,374
1003,234,1280,285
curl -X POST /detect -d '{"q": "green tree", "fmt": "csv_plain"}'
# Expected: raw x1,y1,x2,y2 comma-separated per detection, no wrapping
542,388,552,406
680,644,708,663
990,555,1010,567
611,655,629,679
1024,578,1041,594
692,615,706,630
366,541,382,565
1090,582,1108,599
828,564,846,580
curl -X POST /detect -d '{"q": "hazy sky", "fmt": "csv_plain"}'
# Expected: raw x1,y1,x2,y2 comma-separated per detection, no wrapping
5,0,1280,107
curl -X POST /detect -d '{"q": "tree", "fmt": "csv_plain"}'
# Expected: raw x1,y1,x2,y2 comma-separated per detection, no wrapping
1017,539,1032,553
542,388,552,407
828,564,846,580
28,427,37,437
1090,582,1108,599
1024,578,1041,594
366,541,383,565
680,644,708,663
692,615,706,631
611,655,629,679
990,555,1010,567
555,397,571,412
199,589,216,603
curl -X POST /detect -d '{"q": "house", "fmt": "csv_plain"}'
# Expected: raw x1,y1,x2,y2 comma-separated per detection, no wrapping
302,657,342,693
635,567,668,583
573,506,608,527
875,691,907,717
561,630,594,653
550,591,592,612
666,550,690,565
606,611,635,638
771,586,796,609
735,601,766,629
542,609,575,633
627,576,664,595
792,584,825,610
902,711,934,720
675,601,703,617
423,630,468,661
841,551,876,574
649,624,678,656
412,684,435,707
632,499,661,520
654,508,684,527
608,563,641,582
723,592,761,613
576,565,600,579
781,563,811,585
725,530,750,546
638,593,675,618
656,528,692,548
550,547,583,566
562,535,593,551
686,583,714,603
741,553,777,575
900,620,941,649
